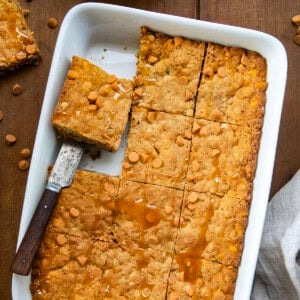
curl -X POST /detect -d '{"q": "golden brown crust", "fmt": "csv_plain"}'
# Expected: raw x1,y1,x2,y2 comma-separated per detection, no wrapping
195,43,267,129
121,107,193,189
0,0,41,74
134,27,206,116
52,56,133,152
186,118,260,200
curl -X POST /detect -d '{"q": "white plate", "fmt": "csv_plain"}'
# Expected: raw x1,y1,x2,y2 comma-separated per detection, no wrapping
12,3,287,299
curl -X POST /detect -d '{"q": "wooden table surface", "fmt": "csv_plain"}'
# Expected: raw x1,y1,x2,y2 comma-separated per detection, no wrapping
1,0,299,298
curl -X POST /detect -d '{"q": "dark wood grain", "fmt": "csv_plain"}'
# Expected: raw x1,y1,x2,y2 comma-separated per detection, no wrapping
0,0,299,298
199,0,300,197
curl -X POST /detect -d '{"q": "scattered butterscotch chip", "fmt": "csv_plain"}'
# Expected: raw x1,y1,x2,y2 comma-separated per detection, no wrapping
128,151,139,163
191,161,200,172
164,205,173,215
47,17,58,29
22,9,30,17
217,66,228,77
56,234,67,246
212,149,221,156
87,104,97,111
18,159,29,171
5,134,16,145
146,111,156,123
188,192,198,203
140,152,149,163
185,89,193,101
69,207,80,218
20,148,31,158
67,70,79,80
193,122,201,133
294,35,300,45
12,84,23,95
291,14,300,26
25,44,36,55
111,81,119,92
77,255,88,267
174,36,183,48
0,110,3,121
152,157,163,169
148,55,158,64
87,91,97,102
15,51,27,61
176,135,185,147
177,75,188,85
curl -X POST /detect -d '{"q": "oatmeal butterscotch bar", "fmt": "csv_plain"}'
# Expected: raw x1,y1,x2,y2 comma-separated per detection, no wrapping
0,0,41,74
46,169,119,240
121,107,193,189
195,43,267,128
175,191,249,267
186,118,260,200
52,56,133,152
133,26,206,116
167,258,237,299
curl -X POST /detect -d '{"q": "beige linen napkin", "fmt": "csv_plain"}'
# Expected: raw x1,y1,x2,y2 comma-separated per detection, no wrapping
251,170,300,300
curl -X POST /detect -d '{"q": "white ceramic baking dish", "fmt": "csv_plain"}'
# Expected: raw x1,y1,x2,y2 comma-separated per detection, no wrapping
12,3,287,299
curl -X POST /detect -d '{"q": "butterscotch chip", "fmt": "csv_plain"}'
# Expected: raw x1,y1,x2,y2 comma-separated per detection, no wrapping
47,17,58,29
192,122,201,133
185,89,193,101
164,205,173,215
111,81,119,92
15,51,27,61
203,67,214,77
18,159,29,171
5,134,16,145
187,192,198,203
12,84,23,95
146,111,156,123
128,151,139,163
20,148,31,158
87,91,97,102
176,135,185,147
77,255,88,266
67,70,79,80
25,44,36,55
177,75,189,85
56,234,67,246
140,152,149,163
294,35,300,45
174,36,183,48
152,157,163,169
291,14,300,25
211,149,220,156
52,56,133,152
190,161,200,172
148,55,158,64
69,207,80,218
217,66,228,77
104,182,114,192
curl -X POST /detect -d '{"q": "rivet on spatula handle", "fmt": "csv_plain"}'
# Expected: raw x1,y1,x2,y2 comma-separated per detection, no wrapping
10,189,59,275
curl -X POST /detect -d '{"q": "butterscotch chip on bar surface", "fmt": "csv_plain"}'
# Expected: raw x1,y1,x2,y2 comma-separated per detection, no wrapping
121,107,193,189
52,56,133,152
195,43,267,128
46,169,119,240
175,191,249,267
186,118,260,200
167,257,237,299
134,26,206,116
0,0,41,74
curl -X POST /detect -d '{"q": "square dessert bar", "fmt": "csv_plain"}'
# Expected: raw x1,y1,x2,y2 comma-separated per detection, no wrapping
195,43,267,128
175,191,249,267
0,0,41,74
167,258,237,299
52,56,133,152
47,169,119,240
186,118,260,200
121,107,193,189
133,26,206,116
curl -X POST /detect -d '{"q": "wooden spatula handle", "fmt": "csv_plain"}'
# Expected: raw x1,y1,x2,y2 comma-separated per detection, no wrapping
10,189,59,275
